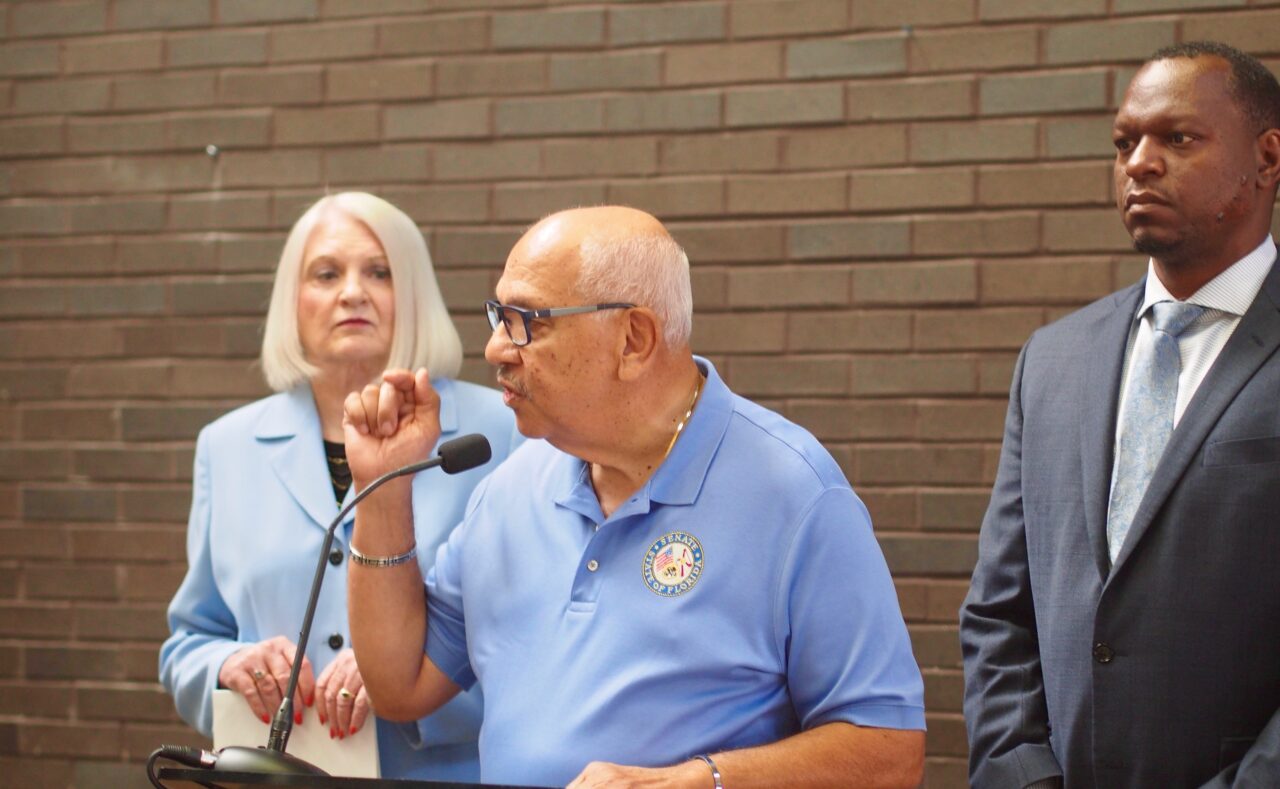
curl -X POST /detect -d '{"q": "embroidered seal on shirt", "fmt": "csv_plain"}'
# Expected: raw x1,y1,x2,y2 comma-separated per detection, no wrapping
642,531,703,597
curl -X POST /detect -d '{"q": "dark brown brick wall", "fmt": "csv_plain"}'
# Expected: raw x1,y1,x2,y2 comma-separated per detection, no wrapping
1,2,1278,786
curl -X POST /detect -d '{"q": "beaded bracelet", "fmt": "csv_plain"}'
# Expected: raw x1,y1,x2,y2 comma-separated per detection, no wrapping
349,542,417,568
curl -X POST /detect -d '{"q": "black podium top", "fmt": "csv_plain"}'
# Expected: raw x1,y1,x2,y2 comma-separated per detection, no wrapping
157,767,551,789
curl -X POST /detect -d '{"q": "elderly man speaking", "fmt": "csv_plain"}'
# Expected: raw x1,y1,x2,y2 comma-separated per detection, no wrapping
341,206,925,788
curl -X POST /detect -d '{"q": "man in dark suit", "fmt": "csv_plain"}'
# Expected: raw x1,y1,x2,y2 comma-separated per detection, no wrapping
961,41,1280,788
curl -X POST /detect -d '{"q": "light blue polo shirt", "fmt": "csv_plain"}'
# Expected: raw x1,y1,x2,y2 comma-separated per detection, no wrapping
424,358,924,787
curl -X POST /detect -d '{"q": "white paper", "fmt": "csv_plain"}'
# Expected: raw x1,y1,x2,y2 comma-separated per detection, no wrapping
212,689,380,778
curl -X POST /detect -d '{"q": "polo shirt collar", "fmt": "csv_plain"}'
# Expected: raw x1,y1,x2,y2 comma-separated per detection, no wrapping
553,356,733,521
648,356,731,506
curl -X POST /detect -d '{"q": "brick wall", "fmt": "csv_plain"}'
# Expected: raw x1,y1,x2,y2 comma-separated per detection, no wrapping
2,1,1278,786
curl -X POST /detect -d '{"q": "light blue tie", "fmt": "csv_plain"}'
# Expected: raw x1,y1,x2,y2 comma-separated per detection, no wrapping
1106,301,1206,564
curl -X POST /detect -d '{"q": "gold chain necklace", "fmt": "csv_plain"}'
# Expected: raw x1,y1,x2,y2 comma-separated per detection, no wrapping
661,373,704,462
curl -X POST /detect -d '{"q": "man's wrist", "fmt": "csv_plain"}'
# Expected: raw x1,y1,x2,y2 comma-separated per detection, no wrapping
352,478,414,523
691,754,723,789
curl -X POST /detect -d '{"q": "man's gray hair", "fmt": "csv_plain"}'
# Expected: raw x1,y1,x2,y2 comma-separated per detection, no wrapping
576,233,693,348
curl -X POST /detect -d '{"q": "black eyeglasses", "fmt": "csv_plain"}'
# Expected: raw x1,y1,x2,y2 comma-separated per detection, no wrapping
484,299,635,347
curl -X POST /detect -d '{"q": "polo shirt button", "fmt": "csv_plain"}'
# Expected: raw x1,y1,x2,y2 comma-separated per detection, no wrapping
586,559,599,572
328,633,344,650
1092,642,1114,664
328,549,343,566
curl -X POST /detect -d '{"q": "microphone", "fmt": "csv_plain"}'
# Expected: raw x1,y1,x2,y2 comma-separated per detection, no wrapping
396,432,493,477
148,434,493,784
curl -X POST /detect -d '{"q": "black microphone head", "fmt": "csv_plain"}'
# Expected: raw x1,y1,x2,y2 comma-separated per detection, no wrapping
438,433,492,474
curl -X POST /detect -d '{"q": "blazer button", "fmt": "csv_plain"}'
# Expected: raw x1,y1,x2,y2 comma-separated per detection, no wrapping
328,633,344,650
1092,642,1115,664
328,549,343,566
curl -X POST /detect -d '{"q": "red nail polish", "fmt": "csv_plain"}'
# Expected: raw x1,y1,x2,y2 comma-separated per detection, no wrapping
261,714,269,724
329,728,335,739
349,726,356,736
306,694,314,707
295,712,303,725
319,714,326,725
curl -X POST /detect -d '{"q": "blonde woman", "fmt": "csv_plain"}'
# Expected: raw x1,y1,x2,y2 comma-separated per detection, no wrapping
160,193,518,781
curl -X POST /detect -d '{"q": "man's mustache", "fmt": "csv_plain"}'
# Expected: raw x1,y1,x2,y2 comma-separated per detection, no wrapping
496,366,529,397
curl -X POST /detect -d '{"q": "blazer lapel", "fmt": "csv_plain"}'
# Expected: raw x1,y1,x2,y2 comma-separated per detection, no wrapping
435,377,461,441
256,387,340,532
1081,282,1145,581
1110,256,1280,574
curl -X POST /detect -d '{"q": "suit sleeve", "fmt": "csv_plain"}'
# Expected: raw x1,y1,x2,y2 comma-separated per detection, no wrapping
158,429,244,737
960,340,1063,788
1200,707,1280,788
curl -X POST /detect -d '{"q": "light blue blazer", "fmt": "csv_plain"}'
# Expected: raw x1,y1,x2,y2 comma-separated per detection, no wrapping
159,378,520,781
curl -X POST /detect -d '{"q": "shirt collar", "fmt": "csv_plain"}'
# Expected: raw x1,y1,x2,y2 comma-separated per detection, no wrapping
553,356,734,522
648,356,732,506
1139,234,1276,318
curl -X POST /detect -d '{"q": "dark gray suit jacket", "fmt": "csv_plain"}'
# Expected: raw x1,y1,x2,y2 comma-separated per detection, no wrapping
961,256,1280,788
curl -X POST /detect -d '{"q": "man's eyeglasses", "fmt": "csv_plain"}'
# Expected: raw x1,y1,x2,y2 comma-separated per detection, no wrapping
484,300,634,347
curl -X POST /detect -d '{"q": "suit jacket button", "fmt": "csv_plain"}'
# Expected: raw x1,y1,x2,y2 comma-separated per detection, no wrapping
1093,642,1114,664
328,633,344,650
329,549,343,566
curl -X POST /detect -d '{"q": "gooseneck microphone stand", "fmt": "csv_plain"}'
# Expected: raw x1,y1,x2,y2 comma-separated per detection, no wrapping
146,433,493,786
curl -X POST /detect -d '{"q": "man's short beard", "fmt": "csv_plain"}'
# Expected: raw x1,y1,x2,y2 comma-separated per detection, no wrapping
1133,236,1181,256
1132,227,1197,268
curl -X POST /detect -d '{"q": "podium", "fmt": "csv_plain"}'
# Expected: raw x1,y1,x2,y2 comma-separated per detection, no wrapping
157,768,550,789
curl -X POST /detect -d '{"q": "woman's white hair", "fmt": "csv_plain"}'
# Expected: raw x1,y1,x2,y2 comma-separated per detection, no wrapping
260,192,462,392
576,232,693,348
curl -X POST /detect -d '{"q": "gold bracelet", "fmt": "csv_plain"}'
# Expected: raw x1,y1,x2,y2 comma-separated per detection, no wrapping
348,542,417,568
693,754,723,789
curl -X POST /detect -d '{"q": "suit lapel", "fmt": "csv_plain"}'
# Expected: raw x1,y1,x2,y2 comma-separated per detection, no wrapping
435,377,461,442
256,387,339,533
1110,256,1280,574
1081,282,1145,581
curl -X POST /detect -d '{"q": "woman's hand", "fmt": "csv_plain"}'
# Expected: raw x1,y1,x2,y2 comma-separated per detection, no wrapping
218,636,315,725
315,648,373,740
